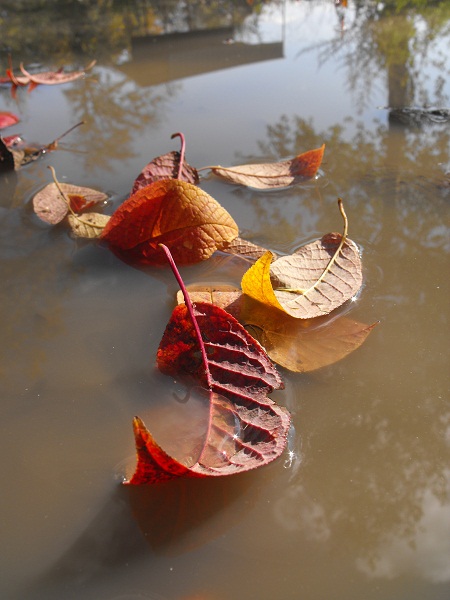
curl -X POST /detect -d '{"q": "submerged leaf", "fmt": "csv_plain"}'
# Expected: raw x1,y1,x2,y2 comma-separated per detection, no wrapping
33,182,107,225
67,212,110,238
101,179,239,265
206,144,325,189
126,301,290,484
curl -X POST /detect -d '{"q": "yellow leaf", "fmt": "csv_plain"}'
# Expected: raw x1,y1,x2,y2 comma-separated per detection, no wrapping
241,251,285,312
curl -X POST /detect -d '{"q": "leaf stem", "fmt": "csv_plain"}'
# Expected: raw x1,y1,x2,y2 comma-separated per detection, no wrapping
277,198,349,298
159,243,213,389
48,165,76,216
171,132,186,180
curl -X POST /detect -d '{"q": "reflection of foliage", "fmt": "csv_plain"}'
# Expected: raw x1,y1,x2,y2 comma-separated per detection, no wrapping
300,0,450,111
62,70,180,174
0,0,268,64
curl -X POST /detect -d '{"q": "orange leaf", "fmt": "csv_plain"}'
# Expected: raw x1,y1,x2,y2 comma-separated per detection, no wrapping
206,144,325,189
100,179,239,265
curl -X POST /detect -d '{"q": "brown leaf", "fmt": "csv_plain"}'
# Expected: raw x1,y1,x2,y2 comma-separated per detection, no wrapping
221,236,270,260
33,182,108,225
207,144,325,189
241,299,378,372
100,179,239,266
176,284,244,319
67,212,110,239
19,60,96,85
0,137,15,172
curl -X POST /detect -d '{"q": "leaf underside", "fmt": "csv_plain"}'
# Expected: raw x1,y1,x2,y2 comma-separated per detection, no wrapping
132,150,199,193
126,302,290,484
33,182,108,225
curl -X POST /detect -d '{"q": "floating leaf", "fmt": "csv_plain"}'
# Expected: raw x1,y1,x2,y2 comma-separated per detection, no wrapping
204,144,325,189
19,60,96,85
0,112,19,130
221,236,270,260
132,132,199,193
242,200,362,318
67,212,110,239
101,179,239,266
178,287,377,372
241,300,378,372
126,245,290,484
33,182,108,225
0,136,22,172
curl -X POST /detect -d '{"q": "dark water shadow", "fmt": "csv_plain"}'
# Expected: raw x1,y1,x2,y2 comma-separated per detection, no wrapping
30,470,259,597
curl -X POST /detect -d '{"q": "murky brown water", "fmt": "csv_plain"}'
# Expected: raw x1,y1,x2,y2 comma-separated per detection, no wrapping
1,1,449,599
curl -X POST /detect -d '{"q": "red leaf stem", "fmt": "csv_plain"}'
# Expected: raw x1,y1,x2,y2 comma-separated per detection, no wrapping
171,132,186,180
159,243,213,388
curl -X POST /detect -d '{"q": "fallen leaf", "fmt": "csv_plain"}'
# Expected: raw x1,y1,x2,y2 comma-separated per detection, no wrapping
204,144,325,189
241,300,378,372
19,60,96,85
127,302,289,484
100,179,239,266
242,199,362,318
178,286,377,372
221,236,270,260
176,284,244,319
2,134,24,148
33,182,108,225
67,212,110,239
0,112,19,130
0,136,22,172
126,245,290,484
132,132,199,193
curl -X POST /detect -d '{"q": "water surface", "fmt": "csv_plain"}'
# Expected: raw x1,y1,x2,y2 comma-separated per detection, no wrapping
1,1,449,599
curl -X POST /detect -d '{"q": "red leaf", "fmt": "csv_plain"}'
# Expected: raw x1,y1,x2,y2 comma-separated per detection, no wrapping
126,302,290,484
132,133,199,193
0,112,19,130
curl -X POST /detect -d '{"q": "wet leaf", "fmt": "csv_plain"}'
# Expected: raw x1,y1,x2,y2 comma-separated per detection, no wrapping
205,144,325,189
0,112,19,130
221,236,270,260
19,60,96,85
241,300,378,372
67,212,110,239
242,200,362,318
179,286,376,372
132,132,199,193
33,182,108,225
100,179,239,266
0,137,22,172
126,301,290,484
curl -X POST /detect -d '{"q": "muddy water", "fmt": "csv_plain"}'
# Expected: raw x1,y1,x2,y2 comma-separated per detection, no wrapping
0,1,449,599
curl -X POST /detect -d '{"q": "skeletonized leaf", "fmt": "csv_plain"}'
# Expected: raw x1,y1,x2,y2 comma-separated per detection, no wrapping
19,60,96,85
242,233,362,319
100,179,239,266
127,301,290,484
0,112,19,130
33,182,108,225
207,144,325,189
68,212,110,238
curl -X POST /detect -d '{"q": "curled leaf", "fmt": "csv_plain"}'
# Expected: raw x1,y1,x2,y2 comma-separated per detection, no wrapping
0,112,19,130
205,144,325,189
67,212,110,239
221,236,270,260
127,302,289,484
132,132,199,193
33,182,108,225
100,179,239,266
19,60,96,85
